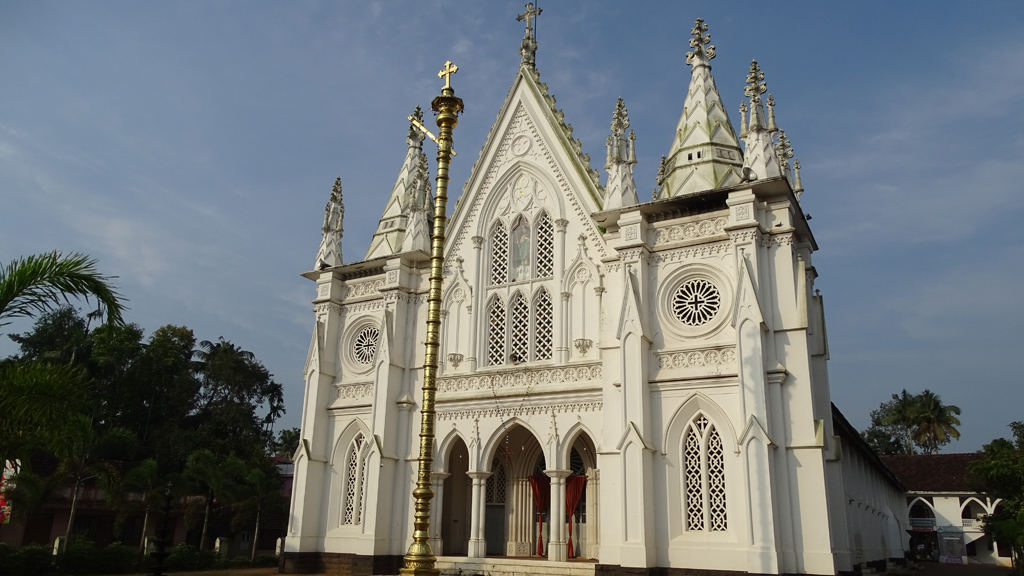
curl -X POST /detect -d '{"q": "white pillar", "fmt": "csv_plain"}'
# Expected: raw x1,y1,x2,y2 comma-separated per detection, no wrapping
468,236,484,372
546,469,570,562
554,219,569,364
467,471,490,557
430,473,449,556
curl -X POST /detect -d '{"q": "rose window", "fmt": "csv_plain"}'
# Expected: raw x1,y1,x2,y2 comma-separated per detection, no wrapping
353,327,380,365
672,279,721,326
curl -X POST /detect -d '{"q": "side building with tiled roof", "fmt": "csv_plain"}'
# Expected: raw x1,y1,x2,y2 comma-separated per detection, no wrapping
881,452,1011,566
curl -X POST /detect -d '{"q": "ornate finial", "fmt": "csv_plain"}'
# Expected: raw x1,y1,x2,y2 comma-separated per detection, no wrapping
517,3,542,68
438,61,458,89
775,130,794,172
611,97,629,136
656,155,667,186
321,177,344,237
628,129,636,164
766,94,777,132
793,159,804,196
685,18,715,67
739,100,749,138
744,60,767,103
407,105,426,143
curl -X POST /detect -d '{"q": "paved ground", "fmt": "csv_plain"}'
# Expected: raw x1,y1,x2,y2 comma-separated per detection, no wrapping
916,561,1012,576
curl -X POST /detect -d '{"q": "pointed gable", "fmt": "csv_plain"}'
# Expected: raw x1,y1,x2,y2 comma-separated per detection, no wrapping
444,64,609,266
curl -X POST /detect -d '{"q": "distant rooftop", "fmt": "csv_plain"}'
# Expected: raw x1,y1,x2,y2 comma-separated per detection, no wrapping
881,453,984,492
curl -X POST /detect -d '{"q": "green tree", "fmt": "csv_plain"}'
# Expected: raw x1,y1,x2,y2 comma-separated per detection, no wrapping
912,389,962,454
274,428,301,460
229,459,287,561
50,413,137,547
862,398,914,455
183,449,244,552
119,459,165,566
970,422,1024,573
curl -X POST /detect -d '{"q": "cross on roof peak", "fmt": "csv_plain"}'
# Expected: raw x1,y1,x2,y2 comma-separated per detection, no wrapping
438,61,459,89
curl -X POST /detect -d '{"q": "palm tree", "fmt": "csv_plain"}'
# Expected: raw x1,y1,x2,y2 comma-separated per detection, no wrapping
50,413,136,547
120,459,164,566
0,251,125,330
912,389,961,454
0,362,89,467
184,449,244,552
883,389,920,455
229,462,287,561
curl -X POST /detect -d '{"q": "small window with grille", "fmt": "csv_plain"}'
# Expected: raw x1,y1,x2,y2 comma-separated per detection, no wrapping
683,414,727,532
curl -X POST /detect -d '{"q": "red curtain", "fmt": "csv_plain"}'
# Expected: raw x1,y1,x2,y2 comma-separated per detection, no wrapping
565,475,587,558
529,474,551,556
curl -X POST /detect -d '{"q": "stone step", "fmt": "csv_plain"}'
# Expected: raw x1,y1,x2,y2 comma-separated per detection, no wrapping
435,557,597,576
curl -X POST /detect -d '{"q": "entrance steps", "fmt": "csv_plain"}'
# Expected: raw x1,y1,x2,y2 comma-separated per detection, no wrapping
435,556,597,576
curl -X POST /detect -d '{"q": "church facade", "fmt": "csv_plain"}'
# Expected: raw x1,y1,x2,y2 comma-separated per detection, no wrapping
284,15,907,576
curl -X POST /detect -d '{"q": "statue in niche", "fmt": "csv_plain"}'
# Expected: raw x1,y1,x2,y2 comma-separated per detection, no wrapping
509,217,531,282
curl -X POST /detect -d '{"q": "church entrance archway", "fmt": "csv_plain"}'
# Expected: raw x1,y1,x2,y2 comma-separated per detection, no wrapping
565,432,598,559
441,438,470,556
486,423,545,557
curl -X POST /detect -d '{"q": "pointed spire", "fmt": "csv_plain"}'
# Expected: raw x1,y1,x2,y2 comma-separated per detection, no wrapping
766,94,778,132
603,98,639,210
793,159,804,201
775,130,794,173
659,18,744,198
365,106,433,260
739,100,748,138
315,177,344,269
740,60,783,181
516,3,542,69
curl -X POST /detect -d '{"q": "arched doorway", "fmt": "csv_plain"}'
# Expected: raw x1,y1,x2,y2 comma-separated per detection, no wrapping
566,432,598,559
441,438,470,556
485,424,545,557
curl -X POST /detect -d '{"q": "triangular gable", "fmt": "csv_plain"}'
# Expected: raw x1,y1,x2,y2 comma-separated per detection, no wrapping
444,66,608,268
616,268,650,342
616,421,654,451
731,249,765,328
737,414,776,449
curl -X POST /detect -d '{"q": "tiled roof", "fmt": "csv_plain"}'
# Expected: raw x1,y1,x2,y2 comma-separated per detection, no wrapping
880,453,984,492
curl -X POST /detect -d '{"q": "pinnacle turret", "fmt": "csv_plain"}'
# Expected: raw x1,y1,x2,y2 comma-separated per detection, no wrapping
315,177,344,270
656,18,744,199
740,60,783,181
364,106,433,260
603,98,639,209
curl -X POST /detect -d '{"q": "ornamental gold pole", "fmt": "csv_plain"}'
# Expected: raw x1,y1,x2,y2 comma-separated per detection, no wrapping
401,61,463,576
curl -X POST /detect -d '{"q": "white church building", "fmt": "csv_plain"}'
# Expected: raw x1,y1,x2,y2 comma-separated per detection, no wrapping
283,14,908,576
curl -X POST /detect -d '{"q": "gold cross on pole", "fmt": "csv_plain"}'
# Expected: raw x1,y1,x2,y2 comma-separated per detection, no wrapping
437,61,458,89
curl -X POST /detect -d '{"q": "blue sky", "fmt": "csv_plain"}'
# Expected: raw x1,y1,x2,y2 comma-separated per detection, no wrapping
2,1,1022,451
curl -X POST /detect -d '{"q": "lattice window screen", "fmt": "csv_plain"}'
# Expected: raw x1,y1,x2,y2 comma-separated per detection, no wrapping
536,212,554,278
684,424,704,531
343,433,365,525
535,289,553,361
509,293,530,363
487,299,506,366
707,426,727,531
491,222,508,285
495,462,506,504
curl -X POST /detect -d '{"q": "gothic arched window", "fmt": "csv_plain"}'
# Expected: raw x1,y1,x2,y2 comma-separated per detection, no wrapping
683,414,727,532
342,433,367,525
509,217,531,282
509,292,530,364
534,288,553,361
536,211,554,278
487,297,506,366
490,222,508,285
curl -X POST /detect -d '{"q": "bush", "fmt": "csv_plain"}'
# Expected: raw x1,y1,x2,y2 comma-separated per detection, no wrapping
57,537,99,575
198,549,219,569
0,542,24,576
98,542,137,574
164,543,201,572
228,555,252,568
16,543,55,575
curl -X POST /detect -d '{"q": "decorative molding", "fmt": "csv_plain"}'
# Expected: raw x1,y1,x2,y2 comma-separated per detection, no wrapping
337,300,385,314
342,279,385,300
650,241,732,264
437,401,603,421
655,346,737,371
652,216,728,246
759,233,795,248
729,229,759,244
335,382,374,400
438,363,602,394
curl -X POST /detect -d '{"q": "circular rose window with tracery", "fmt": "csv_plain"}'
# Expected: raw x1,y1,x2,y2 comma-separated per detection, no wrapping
672,279,721,326
353,327,380,365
